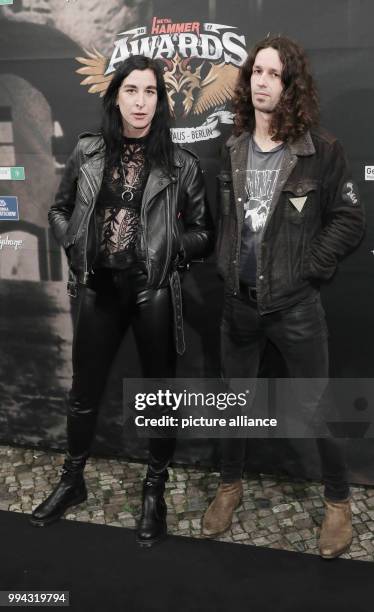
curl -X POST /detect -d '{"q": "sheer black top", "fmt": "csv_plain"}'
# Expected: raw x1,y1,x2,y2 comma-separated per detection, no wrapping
95,135,149,269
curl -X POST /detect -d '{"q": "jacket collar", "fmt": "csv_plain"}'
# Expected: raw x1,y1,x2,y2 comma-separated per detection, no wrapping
79,133,105,157
226,130,315,157
226,131,250,150
80,133,178,205
288,131,315,156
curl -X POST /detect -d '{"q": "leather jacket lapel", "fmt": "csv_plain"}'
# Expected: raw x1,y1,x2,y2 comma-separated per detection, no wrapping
142,166,173,208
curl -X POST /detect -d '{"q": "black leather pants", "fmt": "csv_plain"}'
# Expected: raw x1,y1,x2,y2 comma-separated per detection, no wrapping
67,266,176,468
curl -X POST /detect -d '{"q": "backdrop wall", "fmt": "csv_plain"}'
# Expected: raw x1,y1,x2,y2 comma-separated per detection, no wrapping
0,0,373,485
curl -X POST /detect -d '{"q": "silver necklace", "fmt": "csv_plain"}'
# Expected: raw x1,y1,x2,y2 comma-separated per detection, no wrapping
120,143,143,202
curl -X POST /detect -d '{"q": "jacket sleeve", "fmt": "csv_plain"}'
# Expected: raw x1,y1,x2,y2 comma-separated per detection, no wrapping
48,142,80,248
303,139,365,280
179,158,214,263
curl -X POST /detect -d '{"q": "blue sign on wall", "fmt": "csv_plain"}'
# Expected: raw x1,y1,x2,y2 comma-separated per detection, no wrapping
0,196,19,220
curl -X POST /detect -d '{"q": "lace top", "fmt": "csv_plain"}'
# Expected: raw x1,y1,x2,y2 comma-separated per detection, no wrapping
95,136,149,269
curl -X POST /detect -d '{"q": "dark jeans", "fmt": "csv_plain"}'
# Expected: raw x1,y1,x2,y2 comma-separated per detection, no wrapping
67,266,176,471
220,287,350,502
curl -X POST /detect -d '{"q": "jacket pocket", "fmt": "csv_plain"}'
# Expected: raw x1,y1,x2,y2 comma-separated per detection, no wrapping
282,179,319,225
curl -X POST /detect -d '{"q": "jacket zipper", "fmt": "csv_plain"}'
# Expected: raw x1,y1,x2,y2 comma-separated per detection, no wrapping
140,193,151,279
159,189,172,286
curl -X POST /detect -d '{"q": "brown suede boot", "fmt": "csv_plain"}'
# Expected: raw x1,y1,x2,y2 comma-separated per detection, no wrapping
319,498,353,559
201,481,243,537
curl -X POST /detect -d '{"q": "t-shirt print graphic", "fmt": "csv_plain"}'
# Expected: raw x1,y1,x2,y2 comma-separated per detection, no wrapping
244,169,280,232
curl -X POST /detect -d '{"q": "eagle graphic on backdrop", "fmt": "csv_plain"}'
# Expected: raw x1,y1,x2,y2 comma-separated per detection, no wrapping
75,48,239,118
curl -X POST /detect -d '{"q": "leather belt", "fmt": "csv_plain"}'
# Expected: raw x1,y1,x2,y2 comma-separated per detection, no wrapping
169,269,185,355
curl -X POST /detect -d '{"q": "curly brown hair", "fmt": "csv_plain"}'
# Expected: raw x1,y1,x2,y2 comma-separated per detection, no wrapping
233,35,319,142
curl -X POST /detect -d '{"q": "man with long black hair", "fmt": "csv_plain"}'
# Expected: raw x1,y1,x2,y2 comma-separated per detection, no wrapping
202,35,364,558
29,55,212,547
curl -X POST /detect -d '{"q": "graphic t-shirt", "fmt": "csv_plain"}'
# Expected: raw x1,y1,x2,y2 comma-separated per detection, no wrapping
239,137,285,286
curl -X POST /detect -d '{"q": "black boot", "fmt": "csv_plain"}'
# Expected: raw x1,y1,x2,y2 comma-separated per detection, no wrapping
29,453,87,527
136,467,168,547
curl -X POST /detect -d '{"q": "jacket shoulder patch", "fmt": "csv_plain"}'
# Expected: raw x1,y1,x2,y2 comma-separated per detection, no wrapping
342,181,359,206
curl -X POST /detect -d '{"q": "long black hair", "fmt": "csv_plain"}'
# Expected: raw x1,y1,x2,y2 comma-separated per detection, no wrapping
101,55,174,174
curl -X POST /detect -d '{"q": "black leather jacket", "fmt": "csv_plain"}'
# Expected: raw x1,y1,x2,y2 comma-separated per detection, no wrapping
49,132,213,283
216,128,365,313
49,132,213,353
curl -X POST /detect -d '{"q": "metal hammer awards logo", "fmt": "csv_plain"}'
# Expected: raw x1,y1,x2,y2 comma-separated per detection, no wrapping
75,17,247,143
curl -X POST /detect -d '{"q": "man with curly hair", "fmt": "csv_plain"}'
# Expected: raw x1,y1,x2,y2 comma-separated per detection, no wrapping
202,35,365,558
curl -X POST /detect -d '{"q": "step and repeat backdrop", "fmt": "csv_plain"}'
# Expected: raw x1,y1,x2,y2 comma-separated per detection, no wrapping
0,0,373,483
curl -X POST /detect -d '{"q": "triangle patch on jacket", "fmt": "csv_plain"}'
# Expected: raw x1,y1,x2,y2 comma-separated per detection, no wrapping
289,196,307,212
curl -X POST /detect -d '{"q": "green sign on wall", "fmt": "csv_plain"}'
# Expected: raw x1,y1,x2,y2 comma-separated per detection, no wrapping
0,167,25,180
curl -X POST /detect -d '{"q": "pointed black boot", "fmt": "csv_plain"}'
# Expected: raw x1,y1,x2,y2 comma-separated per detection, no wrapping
136,468,168,548
29,453,87,527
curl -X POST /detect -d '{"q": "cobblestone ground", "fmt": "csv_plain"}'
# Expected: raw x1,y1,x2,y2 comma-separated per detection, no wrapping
1,445,373,562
